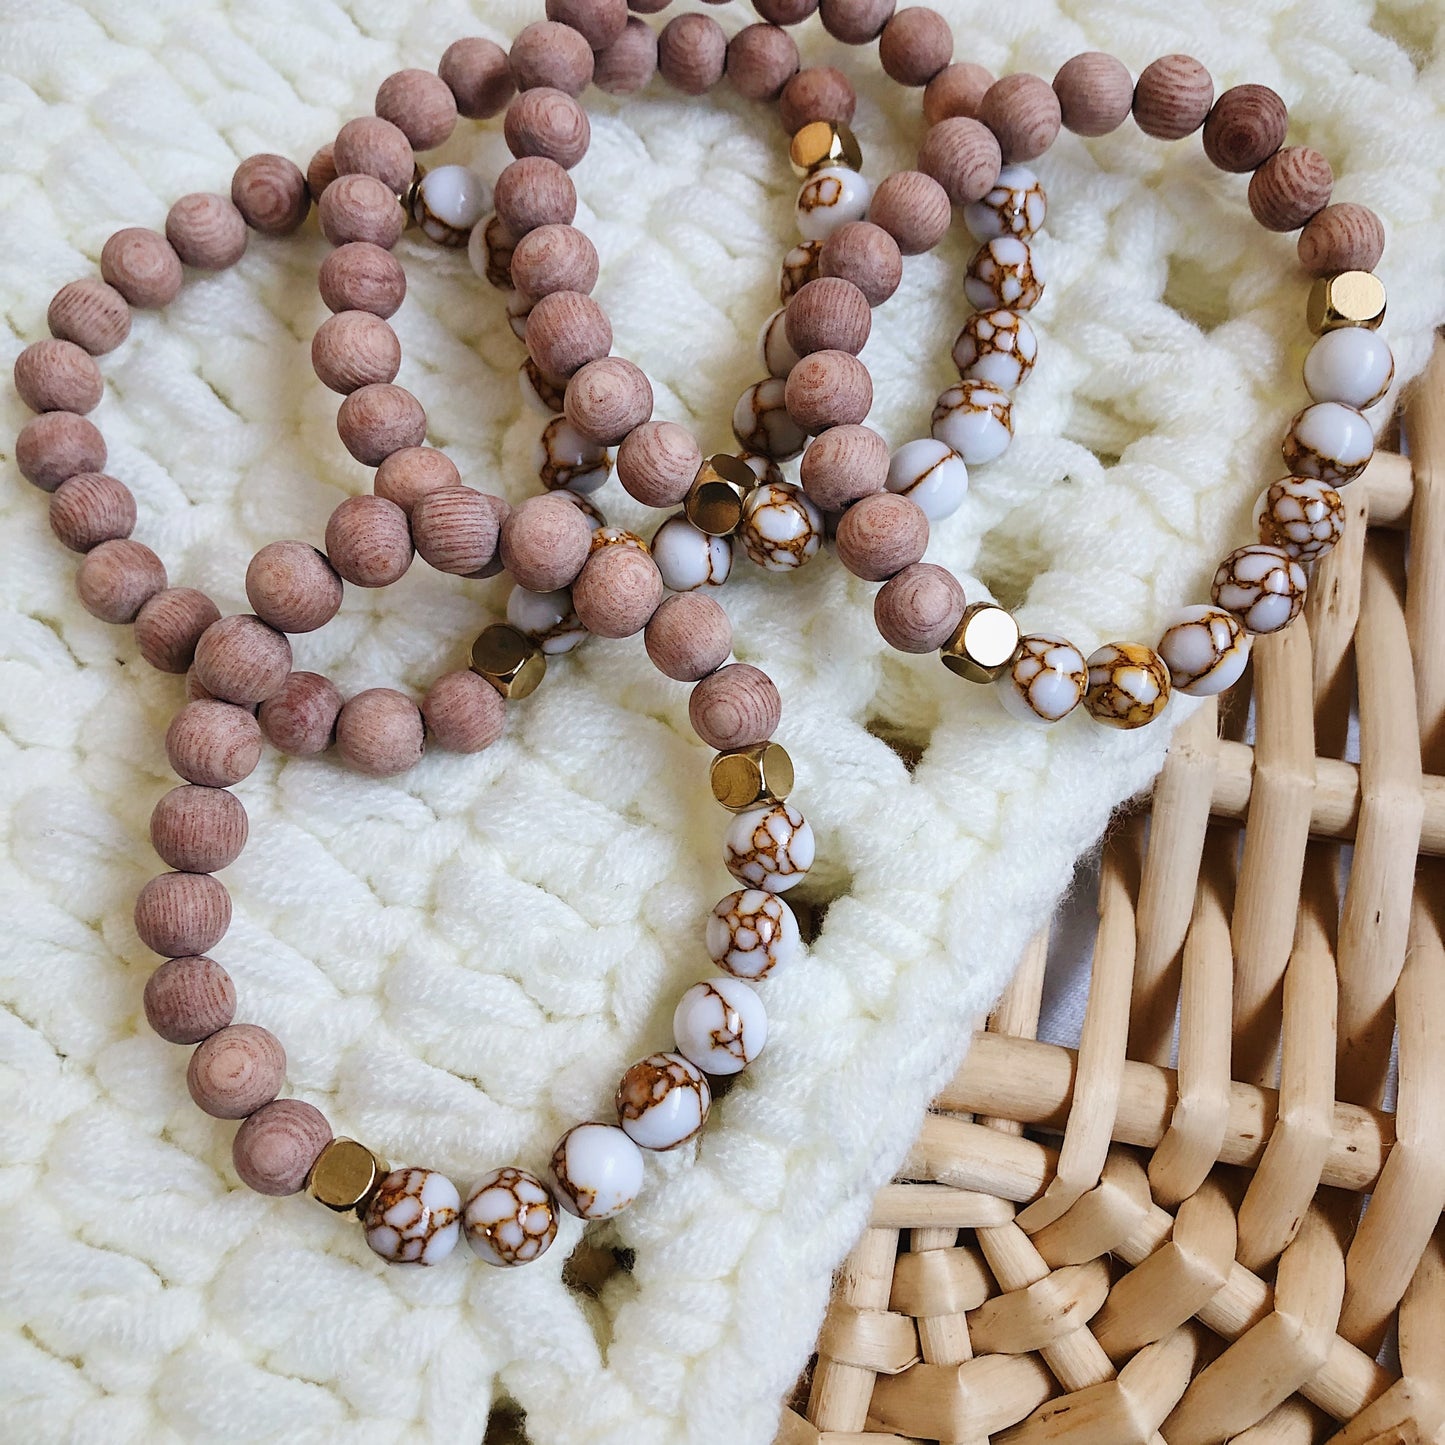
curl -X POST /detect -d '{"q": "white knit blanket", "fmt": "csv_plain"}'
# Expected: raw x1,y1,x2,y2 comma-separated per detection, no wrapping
3,2,1443,1441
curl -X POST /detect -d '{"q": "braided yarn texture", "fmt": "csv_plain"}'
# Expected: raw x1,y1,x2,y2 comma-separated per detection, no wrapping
2,1,1443,1441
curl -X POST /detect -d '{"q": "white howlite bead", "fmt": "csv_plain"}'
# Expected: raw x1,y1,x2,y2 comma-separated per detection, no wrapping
1253,476,1347,562
616,1052,711,1151
707,888,802,980
724,802,815,893
1283,401,1374,485
887,438,969,521
734,377,808,460
952,309,1038,393
996,633,1087,725
1303,326,1394,410
759,306,799,379
538,416,610,493
739,452,784,488
652,513,732,591
931,381,1013,466
1157,604,1252,697
673,978,769,1076
1211,544,1309,635
414,165,492,245
964,235,1045,312
519,357,564,416
363,1167,461,1266
963,164,1047,242
506,290,533,344
507,585,587,653
795,165,872,242
463,1167,557,1267
738,481,823,571
550,1122,645,1220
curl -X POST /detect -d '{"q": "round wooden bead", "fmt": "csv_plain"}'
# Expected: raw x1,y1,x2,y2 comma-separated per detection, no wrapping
245,542,343,633
658,13,727,94
151,784,248,874
690,664,781,750
135,588,221,674
318,242,406,317
1202,83,1287,173
494,156,578,238
376,69,458,152
786,276,872,356
411,487,503,576
311,311,401,394
231,153,310,235
234,1099,332,1196
565,357,653,445
817,222,902,307
505,87,591,169
374,446,462,514
1298,203,1386,278
1132,54,1213,140
192,615,293,705
755,0,818,21
422,670,506,753
136,871,232,959
144,955,236,1045
978,73,1060,163
835,491,929,581
799,423,888,510
14,339,103,414
820,0,894,44
187,1024,283,1120
785,349,872,432
100,227,182,308
325,494,413,587
919,117,1002,206
595,17,659,95
726,23,799,100
336,689,425,776
306,142,338,201
333,117,413,194
645,593,732,681
1052,51,1132,136
48,279,130,356
874,561,965,652
868,171,950,255
165,193,247,270
511,20,595,96
548,0,627,47
526,290,611,379
1249,146,1333,232
318,175,405,249
778,66,856,133
617,421,702,507
49,472,135,552
258,672,343,756
923,60,994,125
510,224,599,302
878,7,951,86
166,700,262,786
17,410,106,491
440,36,516,119
500,492,592,591
336,384,426,465
76,538,166,623
572,543,663,638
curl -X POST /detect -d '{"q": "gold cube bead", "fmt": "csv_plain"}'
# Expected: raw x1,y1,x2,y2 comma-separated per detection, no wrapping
941,602,1022,683
1307,270,1387,334
789,120,863,178
470,623,547,699
710,741,795,813
684,455,756,536
307,1137,389,1215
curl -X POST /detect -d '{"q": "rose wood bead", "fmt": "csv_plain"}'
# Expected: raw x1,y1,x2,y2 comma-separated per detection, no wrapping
919,117,1002,205
333,117,413,194
325,494,413,587
645,593,733,681
1202,83,1287,172
100,227,182,308
48,279,130,355
1298,202,1386,278
548,0,627,48
1249,146,1334,232
594,18,658,95
318,175,405,249
868,170,951,255
16,411,106,491
76,538,166,622
820,0,895,44
924,60,994,125
658,14,727,94
778,66,856,132
978,73,1061,163
617,421,702,507
879,8,952,87
785,350,872,432
835,491,929,581
151,784,249,874
689,664,781,750
726,24,799,100
375,69,458,152
786,276,872,356
500,492,592,591
336,383,426,465
493,156,578,237
525,290,611,379
1132,54,1213,140
311,311,402,395
144,955,236,1045
258,672,343,756
135,588,221,673
511,21,595,97
136,871,232,959
318,242,406,317
234,1099,333,1196
192,615,292,705
505,88,591,169
422,670,506,753
14,339,103,414
187,1024,283,1120
335,688,425,776
166,700,263,786
1052,51,1132,136
245,542,343,634
818,222,903,306
755,0,819,22
874,561,966,651
572,543,663,638
374,446,462,514
306,142,338,201
49,472,135,551
565,357,653,444
440,36,516,119
231,154,310,235
411,487,503,576
165,193,247,270
510,224,600,301
799,424,888,510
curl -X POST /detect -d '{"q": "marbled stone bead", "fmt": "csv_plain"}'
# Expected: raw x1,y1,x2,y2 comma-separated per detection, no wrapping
1157,604,1252,697
411,165,491,247
506,585,587,654
463,1167,558,1266
887,437,969,521
144,954,236,1044
1303,326,1394,411
952,308,1037,392
187,1023,283,1119
550,1123,645,1220
469,213,518,291
538,416,611,493
1083,642,1172,729
733,377,809,460
1211,544,1308,634
795,165,871,242
780,240,823,302
964,235,1044,311
1254,476,1347,562
996,633,1087,724
724,801,815,892
1282,401,1374,485
931,381,1013,466
707,888,802,979
615,1052,711,1151
673,978,768,1076
759,306,800,379
363,1167,462,1265
652,513,732,591
738,481,823,570
963,164,1046,242
151,783,248,873
233,1099,333,1196
259,672,344,756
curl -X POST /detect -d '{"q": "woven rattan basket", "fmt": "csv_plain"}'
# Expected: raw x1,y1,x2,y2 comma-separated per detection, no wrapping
775,338,1445,1445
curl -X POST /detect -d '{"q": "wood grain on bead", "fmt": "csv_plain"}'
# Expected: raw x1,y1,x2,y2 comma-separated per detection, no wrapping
422,670,506,753
319,242,406,317
690,664,781,750
754,0,819,22
192,614,293,706
17,411,106,491
835,491,929,581
136,871,232,959
336,383,426,465
617,421,702,507
49,472,135,552
784,349,872,432
525,289,611,379
336,688,425,776
548,0,627,48
978,73,1061,163
645,593,732,681
923,60,994,125
817,222,902,306
166,193,248,270
511,20,595,97
564,357,652,445
1132,53,1213,140
318,175,405,249
311,311,401,393
187,1024,283,1120
440,36,516,118
594,18,659,95
1052,52,1132,137
234,1099,333,1196
48,279,130,355
874,561,966,651
572,543,663,638
726,24,799,100
135,588,221,674
325,494,413,587
778,66,856,133
918,116,1002,206
373,446,462,514
786,276,872,356
510,224,599,302
1249,146,1333,232
306,142,339,202
231,154,311,235
658,13,727,95
76,538,166,622
799,424,888,510
820,0,894,44
333,116,414,194
878,8,951,87
376,69,459,151
245,542,343,633
1201,83,1287,172
504,87,591,169
166,699,262,787
868,170,950,255
14,339,103,414
493,156,579,238
1298,202,1385,278
411,487,503,576
100,227,183,308
144,955,236,1045
500,492,592,592
258,672,343,756
151,784,248,874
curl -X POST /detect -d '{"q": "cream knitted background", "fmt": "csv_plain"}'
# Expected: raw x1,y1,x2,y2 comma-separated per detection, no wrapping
2,1,1443,1441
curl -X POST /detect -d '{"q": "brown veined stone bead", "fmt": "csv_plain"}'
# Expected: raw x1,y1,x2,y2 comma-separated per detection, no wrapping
978,73,1061,163
868,170,951,255
1201,83,1288,173
100,227,182,308
784,349,872,433
874,562,967,653
373,446,463,515
165,699,263,787
75,538,166,623
500,492,593,592
187,1023,283,1120
335,688,425,777
311,311,402,394
325,494,414,587
658,13,727,95
166,193,248,270
923,60,993,125
510,224,600,301
835,491,930,581
564,356,653,445
231,153,310,235
336,383,426,466
134,588,221,674
878,7,952,87
233,1099,333,1196
422,670,506,753
786,276,872,356
1248,146,1334,233
318,174,405,250
136,871,233,960
150,784,249,874
1052,51,1132,137
1297,203,1386,278
918,116,1002,206
306,142,339,202
778,66,856,134
48,472,135,552
510,20,595,97
493,155,578,238
645,592,733,681
726,23,799,101
143,955,236,1045
333,116,414,194
799,424,889,511
411,487,503,577
48,279,130,355
616,421,703,507
16,410,106,492
819,0,894,45
1132,53,1213,140
525,290,611,380
817,221,903,306
14,339,103,415
548,0,628,48
258,672,343,756
318,241,406,317
375,69,459,152
594,17,658,95
245,542,343,634
192,614,293,706
571,542,664,638
439,36,516,119
689,664,781,750
504,87,591,170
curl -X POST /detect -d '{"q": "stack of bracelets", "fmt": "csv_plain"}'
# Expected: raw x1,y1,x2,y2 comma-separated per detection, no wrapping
12,0,1392,1271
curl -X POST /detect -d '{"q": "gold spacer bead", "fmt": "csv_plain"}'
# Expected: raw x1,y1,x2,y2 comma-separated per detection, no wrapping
710,741,795,813
789,120,863,178
307,1137,389,1216
941,602,1022,683
1307,270,1387,335
402,163,426,226
470,623,547,699
684,455,756,536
